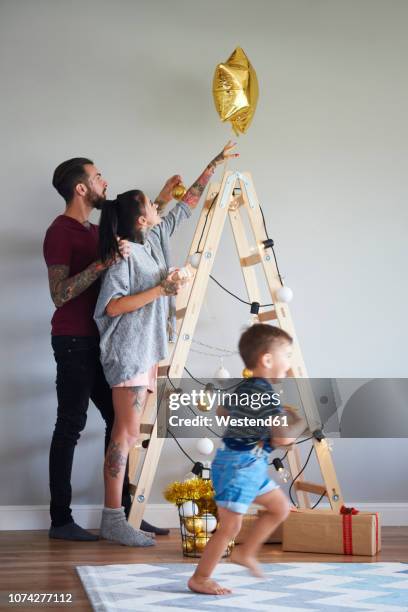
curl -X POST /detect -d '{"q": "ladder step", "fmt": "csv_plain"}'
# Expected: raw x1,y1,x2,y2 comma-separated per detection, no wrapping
157,365,169,377
140,423,153,434
129,484,137,495
241,253,261,267
294,481,327,496
176,307,187,320
258,310,277,322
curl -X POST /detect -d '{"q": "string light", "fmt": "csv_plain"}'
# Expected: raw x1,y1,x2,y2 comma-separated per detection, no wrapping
272,458,290,483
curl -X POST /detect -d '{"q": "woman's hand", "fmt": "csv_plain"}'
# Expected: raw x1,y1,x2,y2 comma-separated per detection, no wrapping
181,141,239,209
209,140,239,168
159,272,184,296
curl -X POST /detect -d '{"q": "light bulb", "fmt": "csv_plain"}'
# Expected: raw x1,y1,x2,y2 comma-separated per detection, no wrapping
189,253,201,269
276,286,293,303
214,358,231,379
196,437,214,455
278,468,291,483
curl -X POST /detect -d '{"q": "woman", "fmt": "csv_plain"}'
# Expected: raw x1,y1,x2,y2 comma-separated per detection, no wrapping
94,142,239,546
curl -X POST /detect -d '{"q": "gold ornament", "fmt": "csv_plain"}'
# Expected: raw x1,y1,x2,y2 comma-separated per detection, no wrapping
242,368,253,378
213,47,259,135
183,517,204,535
183,537,195,553
194,535,210,552
172,183,186,200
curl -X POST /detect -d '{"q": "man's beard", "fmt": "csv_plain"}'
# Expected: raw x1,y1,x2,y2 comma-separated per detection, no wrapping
86,188,106,210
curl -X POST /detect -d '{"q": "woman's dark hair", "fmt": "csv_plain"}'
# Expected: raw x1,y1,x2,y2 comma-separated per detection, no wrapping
99,190,146,263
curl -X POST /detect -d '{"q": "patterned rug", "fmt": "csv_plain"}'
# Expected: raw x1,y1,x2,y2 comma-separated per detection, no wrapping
76,562,408,611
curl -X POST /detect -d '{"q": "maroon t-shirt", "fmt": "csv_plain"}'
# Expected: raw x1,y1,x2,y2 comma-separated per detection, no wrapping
43,215,100,336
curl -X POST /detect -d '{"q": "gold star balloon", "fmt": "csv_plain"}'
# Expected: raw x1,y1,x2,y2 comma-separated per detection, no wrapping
213,47,259,135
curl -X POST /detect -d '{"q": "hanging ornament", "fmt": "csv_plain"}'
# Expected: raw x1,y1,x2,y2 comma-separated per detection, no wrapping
196,437,214,456
189,252,202,269
198,383,216,412
214,358,231,379
172,183,187,200
213,47,259,135
276,286,294,303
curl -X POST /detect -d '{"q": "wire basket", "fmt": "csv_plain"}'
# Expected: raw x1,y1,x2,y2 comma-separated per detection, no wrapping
177,498,234,558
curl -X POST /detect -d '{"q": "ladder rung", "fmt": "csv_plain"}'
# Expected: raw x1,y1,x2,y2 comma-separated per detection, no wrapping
241,253,261,267
258,310,277,322
129,484,137,495
176,307,187,320
157,365,169,377
294,481,327,496
140,424,153,434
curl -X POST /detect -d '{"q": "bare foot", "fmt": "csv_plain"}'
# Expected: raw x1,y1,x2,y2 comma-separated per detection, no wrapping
230,548,265,578
188,575,232,595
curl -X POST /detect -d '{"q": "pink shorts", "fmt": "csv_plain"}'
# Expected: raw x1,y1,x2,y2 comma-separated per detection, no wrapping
113,364,158,393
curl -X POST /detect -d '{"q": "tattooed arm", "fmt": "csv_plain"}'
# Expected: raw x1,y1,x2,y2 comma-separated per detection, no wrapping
182,140,239,209
48,261,106,308
106,273,182,317
47,239,131,308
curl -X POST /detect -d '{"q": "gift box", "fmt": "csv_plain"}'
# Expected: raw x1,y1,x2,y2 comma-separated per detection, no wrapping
282,506,381,556
235,512,283,544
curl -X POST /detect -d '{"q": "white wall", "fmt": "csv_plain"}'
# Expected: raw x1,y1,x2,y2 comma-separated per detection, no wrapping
1,0,407,522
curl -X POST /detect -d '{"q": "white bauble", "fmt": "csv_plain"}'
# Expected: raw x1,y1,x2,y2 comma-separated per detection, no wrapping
180,523,188,536
179,500,199,517
201,513,217,533
276,286,293,303
189,253,202,269
196,437,214,455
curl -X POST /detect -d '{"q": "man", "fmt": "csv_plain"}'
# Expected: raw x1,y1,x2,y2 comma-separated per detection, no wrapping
43,157,179,541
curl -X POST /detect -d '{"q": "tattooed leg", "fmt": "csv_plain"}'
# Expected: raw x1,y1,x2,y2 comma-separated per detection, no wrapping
105,440,127,479
104,386,148,509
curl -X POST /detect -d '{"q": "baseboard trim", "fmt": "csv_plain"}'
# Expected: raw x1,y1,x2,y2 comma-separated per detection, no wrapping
0,502,407,530
0,504,179,531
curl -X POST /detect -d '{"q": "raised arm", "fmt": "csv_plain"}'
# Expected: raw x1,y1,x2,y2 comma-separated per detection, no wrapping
182,141,239,209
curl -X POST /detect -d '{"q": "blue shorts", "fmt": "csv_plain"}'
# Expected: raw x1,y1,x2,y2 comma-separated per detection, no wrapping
211,445,279,514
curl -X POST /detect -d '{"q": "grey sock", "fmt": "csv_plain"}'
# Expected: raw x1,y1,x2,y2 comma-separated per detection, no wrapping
100,507,155,547
49,522,99,542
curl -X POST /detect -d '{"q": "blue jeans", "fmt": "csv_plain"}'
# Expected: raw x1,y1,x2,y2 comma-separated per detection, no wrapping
211,445,279,514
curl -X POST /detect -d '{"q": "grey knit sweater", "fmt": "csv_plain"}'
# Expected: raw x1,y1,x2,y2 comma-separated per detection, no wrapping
94,201,192,386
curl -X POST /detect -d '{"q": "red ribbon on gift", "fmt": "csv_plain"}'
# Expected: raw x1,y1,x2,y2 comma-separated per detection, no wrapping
340,505,379,555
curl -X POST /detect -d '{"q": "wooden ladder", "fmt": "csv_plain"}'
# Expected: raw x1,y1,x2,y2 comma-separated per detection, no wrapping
127,170,344,528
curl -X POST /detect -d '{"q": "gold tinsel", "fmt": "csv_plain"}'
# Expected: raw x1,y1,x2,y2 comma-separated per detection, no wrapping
163,478,217,515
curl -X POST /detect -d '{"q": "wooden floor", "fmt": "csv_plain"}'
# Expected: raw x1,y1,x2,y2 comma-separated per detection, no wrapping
1,527,407,611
